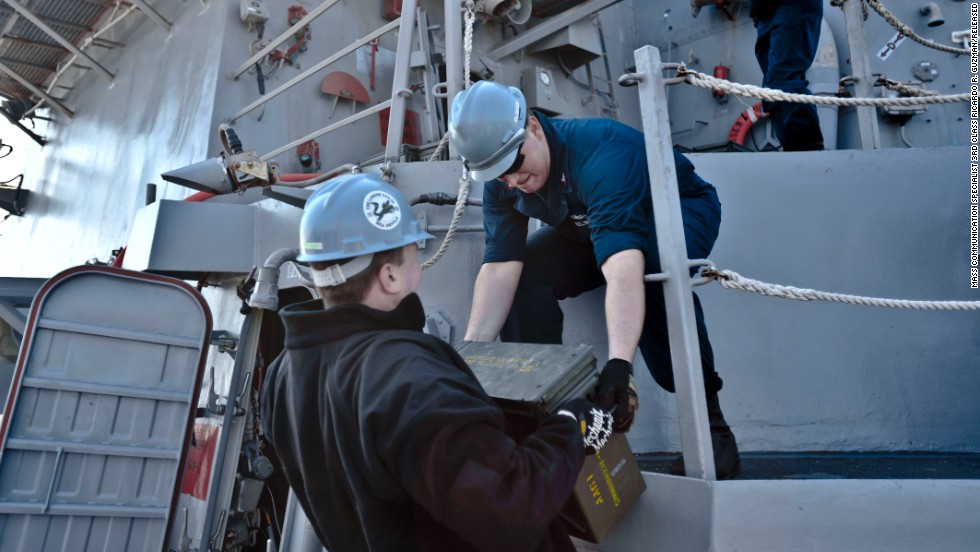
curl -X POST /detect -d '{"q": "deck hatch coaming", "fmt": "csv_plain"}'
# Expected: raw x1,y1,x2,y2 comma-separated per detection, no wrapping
0,266,211,552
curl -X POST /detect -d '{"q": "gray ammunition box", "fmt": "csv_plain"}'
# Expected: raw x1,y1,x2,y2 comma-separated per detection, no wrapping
457,341,646,544
458,341,598,415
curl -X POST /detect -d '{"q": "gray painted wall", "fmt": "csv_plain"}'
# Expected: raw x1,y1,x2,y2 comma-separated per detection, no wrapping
634,0,971,151
0,1,225,277
207,0,646,170
633,147,980,453
208,0,401,172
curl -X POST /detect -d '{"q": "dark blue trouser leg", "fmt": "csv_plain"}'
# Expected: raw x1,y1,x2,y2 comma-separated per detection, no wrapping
501,198,723,395
639,191,723,394
637,285,721,394
755,0,824,151
500,225,603,344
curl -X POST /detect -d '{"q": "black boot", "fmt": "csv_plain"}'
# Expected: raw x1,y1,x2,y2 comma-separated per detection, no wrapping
670,393,741,479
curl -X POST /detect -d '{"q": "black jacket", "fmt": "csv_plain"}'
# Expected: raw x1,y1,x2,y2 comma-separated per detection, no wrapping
260,294,586,551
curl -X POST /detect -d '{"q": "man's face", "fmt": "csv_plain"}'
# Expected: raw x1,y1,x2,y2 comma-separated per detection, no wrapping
498,117,549,194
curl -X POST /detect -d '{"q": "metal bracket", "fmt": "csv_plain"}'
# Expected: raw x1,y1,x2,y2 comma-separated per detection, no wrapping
210,330,239,358
621,62,686,88
951,30,971,48
176,508,192,552
417,211,428,250
208,509,227,552
618,72,642,87
425,310,454,343
227,153,270,183
757,118,781,151
644,259,715,286
207,366,250,417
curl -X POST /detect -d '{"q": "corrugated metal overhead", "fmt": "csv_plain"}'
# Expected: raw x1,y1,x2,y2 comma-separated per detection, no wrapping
0,1,163,116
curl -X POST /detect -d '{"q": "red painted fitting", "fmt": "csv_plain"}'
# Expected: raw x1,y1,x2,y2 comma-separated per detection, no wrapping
712,64,729,101
277,173,324,182
183,191,215,202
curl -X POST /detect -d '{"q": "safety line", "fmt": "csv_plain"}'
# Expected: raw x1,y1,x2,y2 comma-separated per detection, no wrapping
702,267,980,310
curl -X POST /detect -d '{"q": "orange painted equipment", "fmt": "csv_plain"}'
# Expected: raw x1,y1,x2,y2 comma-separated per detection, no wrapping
320,71,371,103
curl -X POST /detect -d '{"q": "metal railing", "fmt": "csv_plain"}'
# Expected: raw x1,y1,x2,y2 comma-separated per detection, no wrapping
229,0,419,168
226,18,401,124
228,0,340,80
839,0,881,149
631,45,717,480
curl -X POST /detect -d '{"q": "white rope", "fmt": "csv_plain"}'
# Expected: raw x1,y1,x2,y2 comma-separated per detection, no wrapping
421,1,477,270
676,67,970,106
463,0,475,88
426,131,451,162
421,173,472,269
864,0,970,56
703,267,980,311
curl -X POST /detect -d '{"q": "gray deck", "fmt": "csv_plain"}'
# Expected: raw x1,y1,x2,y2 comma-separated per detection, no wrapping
575,468,980,551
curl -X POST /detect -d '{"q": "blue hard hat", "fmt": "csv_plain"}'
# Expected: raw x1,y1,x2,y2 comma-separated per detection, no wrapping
298,173,433,266
449,81,527,182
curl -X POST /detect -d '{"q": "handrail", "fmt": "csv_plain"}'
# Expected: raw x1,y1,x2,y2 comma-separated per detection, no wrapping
383,0,418,165
443,0,463,158
257,0,419,169
260,100,392,161
227,18,401,124
229,0,340,80
839,0,880,148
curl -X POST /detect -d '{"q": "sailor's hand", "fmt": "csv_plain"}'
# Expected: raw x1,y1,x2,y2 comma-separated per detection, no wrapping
556,398,614,454
597,359,638,432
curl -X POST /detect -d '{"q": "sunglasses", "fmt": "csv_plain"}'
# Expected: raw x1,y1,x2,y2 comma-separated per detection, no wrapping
501,144,525,177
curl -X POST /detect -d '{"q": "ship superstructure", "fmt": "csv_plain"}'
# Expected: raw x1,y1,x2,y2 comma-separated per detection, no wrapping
0,0,977,550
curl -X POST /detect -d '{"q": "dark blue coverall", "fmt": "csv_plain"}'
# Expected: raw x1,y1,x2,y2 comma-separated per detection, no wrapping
751,0,825,151
482,112,724,396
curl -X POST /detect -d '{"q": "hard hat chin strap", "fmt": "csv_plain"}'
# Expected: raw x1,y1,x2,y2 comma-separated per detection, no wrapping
310,254,374,287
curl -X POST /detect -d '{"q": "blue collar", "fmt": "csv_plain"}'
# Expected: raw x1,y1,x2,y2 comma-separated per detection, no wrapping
511,112,570,225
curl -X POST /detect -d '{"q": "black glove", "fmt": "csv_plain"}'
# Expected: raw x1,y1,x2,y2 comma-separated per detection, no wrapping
596,359,639,432
556,398,614,454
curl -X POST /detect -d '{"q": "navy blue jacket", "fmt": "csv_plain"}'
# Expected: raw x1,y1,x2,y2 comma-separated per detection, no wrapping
483,113,720,272
260,294,584,551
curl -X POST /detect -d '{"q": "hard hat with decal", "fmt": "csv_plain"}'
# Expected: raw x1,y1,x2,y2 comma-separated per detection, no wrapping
297,173,433,286
448,80,527,182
